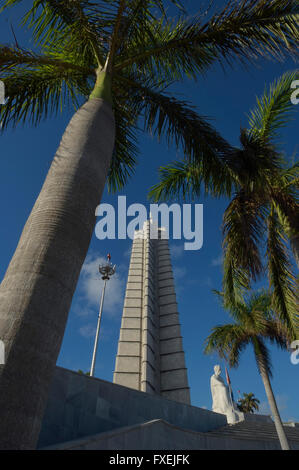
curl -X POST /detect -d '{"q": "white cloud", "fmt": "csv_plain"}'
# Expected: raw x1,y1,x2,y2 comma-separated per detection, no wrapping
79,324,96,339
73,305,95,318
78,323,112,342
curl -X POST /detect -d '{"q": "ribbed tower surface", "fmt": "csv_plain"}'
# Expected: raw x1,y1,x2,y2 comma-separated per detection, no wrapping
113,220,190,405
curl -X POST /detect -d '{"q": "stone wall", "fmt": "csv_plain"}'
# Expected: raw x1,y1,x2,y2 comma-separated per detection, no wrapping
41,418,299,450
38,366,227,449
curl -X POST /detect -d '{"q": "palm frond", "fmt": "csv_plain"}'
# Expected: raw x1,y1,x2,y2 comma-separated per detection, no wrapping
200,0,299,63
116,0,299,77
235,128,283,189
0,45,91,74
107,100,139,192
266,207,298,337
247,289,272,312
118,0,185,48
1,0,109,67
271,184,299,241
0,66,90,128
248,70,299,142
204,323,250,368
263,318,293,348
148,155,237,202
279,161,299,189
148,161,202,202
116,14,217,82
0,0,22,10
223,190,267,281
119,75,234,176
205,290,292,379
271,180,299,266
222,254,251,310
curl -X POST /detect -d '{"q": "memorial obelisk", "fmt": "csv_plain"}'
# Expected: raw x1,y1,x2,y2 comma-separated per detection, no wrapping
113,219,190,405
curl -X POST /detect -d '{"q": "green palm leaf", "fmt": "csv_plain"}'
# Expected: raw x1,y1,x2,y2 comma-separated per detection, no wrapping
149,159,235,202
0,45,92,73
1,0,108,66
205,323,251,367
116,0,299,78
248,70,299,142
223,190,267,281
205,289,292,449
0,66,91,127
205,290,291,374
107,99,139,192
267,208,298,337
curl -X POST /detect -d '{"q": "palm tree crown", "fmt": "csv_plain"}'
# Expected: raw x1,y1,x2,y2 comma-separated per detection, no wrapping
150,71,299,337
204,289,292,449
204,290,291,371
1,0,299,190
237,392,260,413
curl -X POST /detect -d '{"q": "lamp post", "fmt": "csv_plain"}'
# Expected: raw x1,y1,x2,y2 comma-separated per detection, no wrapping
90,254,116,377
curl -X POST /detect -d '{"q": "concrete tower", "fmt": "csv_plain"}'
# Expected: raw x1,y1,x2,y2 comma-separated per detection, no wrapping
113,220,191,405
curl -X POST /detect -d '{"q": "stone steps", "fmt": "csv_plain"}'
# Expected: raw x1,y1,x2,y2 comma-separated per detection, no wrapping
42,418,299,450
208,421,299,442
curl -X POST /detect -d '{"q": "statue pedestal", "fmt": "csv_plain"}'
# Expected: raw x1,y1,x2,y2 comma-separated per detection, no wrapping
225,406,244,425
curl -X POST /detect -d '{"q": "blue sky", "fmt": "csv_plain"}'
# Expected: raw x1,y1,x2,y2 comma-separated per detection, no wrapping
0,1,298,422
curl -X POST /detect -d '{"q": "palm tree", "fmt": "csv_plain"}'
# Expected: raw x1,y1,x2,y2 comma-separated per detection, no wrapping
204,290,292,450
237,392,260,413
0,0,298,450
77,369,90,376
221,73,299,337
150,71,299,337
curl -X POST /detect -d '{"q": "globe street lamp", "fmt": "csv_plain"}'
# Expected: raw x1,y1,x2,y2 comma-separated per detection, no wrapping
90,254,116,377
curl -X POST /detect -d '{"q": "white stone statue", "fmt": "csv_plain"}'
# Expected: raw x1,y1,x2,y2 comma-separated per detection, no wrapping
210,365,244,424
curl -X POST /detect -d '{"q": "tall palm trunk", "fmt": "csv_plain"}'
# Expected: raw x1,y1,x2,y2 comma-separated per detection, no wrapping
259,356,290,450
0,98,115,449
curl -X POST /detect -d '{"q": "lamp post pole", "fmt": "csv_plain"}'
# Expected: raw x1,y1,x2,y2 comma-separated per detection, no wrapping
90,254,116,377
